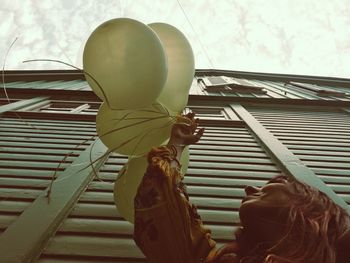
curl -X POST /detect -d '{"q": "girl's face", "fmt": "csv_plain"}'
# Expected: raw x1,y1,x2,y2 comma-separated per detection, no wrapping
239,177,295,242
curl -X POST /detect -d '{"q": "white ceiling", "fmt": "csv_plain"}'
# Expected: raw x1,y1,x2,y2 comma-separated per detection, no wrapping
1,0,349,78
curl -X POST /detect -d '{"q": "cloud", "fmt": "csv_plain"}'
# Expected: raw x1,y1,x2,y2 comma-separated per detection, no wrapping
0,0,349,77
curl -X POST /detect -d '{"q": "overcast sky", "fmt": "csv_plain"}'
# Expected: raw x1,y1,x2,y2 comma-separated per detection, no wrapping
1,0,350,78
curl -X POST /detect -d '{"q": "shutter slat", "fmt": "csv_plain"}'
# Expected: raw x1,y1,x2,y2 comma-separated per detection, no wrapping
248,106,350,208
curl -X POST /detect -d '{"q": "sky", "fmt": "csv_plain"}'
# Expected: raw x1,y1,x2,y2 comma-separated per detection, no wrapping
1,0,350,79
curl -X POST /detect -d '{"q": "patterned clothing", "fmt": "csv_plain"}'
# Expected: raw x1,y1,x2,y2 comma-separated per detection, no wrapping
134,146,217,263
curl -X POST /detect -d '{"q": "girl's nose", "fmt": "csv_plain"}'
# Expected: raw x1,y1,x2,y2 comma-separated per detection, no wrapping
244,185,261,196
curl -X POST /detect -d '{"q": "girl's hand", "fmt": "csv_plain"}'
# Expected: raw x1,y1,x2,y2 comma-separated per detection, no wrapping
168,112,205,147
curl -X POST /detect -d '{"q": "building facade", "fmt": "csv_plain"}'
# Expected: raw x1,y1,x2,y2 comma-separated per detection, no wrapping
0,69,349,262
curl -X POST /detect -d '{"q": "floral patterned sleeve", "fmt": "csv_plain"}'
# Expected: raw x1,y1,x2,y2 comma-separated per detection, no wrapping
133,146,216,263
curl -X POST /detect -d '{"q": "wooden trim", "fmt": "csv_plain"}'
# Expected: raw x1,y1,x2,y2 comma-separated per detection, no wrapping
2,69,350,88
2,88,99,102
0,97,49,114
196,69,350,88
2,88,350,108
19,100,51,112
342,108,350,115
2,70,85,82
189,95,350,107
198,118,244,127
202,76,267,94
224,106,241,121
288,82,347,97
70,104,90,113
205,85,267,94
0,139,108,263
2,111,96,122
230,103,350,214
0,97,48,114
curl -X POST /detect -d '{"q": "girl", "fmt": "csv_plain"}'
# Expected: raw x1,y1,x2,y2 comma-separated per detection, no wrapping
133,113,350,263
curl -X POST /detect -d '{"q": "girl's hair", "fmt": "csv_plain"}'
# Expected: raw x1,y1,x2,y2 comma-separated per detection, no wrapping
214,176,350,263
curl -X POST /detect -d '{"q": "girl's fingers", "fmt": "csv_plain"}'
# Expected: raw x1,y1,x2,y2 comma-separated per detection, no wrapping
195,128,205,140
172,113,204,145
185,112,195,120
185,128,205,144
197,127,205,137
191,120,197,133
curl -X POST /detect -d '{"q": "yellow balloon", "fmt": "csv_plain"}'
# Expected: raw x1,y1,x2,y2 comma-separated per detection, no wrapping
83,18,168,109
114,147,190,223
96,102,175,156
149,23,195,113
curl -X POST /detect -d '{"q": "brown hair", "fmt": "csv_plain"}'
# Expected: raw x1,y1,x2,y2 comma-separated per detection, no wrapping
214,176,350,263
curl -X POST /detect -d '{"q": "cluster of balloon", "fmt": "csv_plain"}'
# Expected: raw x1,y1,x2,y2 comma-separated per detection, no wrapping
83,18,194,223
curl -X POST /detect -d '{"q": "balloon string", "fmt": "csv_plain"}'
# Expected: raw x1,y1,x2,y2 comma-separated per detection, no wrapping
78,115,174,176
88,139,111,183
105,107,170,126
48,116,166,193
77,146,112,176
176,0,215,69
46,135,98,200
1,39,63,202
111,116,167,121
109,108,171,117
22,59,169,113
79,115,178,185
98,102,175,128
128,117,177,157
157,102,173,116
55,116,166,185
75,133,142,182
6,57,111,200
18,59,107,200
105,113,174,127
127,102,174,116
76,130,148,175
101,115,172,138
3,59,179,199
2,38,18,102
1,39,39,129
22,59,111,109
3,56,157,199
114,115,178,186
113,116,180,199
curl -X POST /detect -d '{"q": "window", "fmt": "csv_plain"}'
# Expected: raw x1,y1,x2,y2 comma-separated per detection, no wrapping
184,106,228,120
198,76,267,95
19,100,101,115
289,82,348,98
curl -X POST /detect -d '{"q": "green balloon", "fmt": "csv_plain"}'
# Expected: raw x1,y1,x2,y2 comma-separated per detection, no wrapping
96,102,175,156
114,156,147,223
114,147,190,223
83,18,168,109
149,23,195,113
180,146,190,174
